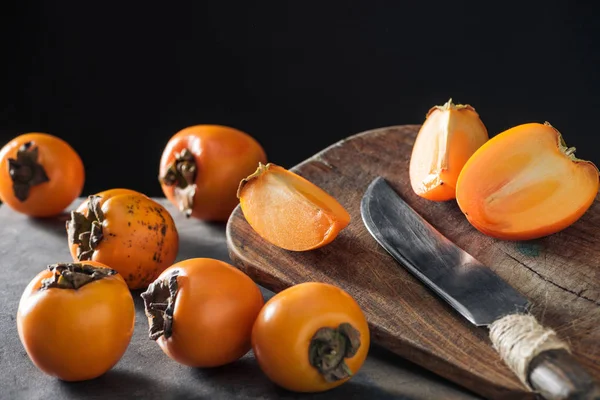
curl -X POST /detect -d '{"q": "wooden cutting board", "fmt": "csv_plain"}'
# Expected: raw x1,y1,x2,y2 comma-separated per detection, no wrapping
225,125,600,400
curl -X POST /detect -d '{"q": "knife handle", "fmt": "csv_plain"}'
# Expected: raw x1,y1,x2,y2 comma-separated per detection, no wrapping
489,314,600,400
529,349,600,400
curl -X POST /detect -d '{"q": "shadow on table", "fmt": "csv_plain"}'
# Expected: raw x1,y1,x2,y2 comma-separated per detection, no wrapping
191,351,415,400
22,212,71,237
58,369,198,399
177,223,230,262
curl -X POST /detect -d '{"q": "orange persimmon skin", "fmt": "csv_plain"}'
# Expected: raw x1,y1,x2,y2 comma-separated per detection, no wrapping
409,100,488,201
17,261,135,381
159,125,267,222
0,133,84,217
68,191,179,289
456,122,599,240
251,282,370,393
237,163,350,251
74,188,148,215
152,258,264,367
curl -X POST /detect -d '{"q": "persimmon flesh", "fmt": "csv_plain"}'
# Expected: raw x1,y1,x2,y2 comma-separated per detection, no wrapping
237,163,350,251
409,99,488,201
456,122,599,240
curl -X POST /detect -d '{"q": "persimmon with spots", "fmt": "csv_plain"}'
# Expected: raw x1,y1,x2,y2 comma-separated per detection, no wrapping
0,132,84,217
141,258,264,367
66,189,179,290
251,282,370,393
456,122,599,240
73,188,149,217
17,261,135,381
159,124,267,221
409,99,488,201
237,163,350,251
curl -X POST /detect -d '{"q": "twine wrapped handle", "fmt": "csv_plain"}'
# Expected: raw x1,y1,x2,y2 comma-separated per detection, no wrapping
489,314,600,400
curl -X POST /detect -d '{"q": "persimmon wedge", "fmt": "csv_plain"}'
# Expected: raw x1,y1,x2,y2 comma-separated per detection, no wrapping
237,163,350,251
456,122,599,240
409,99,488,201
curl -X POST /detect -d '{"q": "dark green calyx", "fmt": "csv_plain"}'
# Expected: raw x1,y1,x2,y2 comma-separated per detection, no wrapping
7,141,50,201
66,195,104,261
159,148,197,218
40,262,117,290
140,270,180,340
309,323,361,382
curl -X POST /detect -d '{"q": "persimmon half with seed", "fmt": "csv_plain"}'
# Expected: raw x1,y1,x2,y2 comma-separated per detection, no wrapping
409,99,488,201
236,163,350,251
0,132,84,217
456,122,600,240
66,189,179,289
159,124,267,221
17,261,135,381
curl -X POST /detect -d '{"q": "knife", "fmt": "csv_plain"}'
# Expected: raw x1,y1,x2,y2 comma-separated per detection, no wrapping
360,176,600,400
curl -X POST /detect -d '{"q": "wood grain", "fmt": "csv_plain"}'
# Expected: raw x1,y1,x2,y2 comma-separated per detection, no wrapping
225,125,600,400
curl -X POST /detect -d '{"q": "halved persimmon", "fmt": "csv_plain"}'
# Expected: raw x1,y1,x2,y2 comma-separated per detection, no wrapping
237,163,350,251
456,122,599,240
409,99,488,201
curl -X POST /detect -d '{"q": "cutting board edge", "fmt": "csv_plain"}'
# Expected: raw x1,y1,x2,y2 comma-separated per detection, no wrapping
290,124,423,170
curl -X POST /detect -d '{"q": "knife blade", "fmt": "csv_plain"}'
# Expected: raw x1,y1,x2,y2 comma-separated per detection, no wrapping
361,176,528,326
360,176,600,400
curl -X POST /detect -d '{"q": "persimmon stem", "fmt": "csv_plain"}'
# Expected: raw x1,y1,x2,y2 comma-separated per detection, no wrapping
7,141,49,202
66,195,104,261
565,147,576,156
40,263,117,290
159,148,197,218
308,323,361,382
428,98,474,116
140,270,180,340
236,162,270,198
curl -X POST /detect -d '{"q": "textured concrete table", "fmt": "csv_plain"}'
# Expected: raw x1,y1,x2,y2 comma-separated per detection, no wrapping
0,199,481,400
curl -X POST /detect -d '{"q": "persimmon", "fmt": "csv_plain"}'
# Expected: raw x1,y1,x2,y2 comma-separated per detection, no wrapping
141,258,264,367
17,261,135,381
251,282,370,393
409,99,488,201
92,188,148,200
66,190,179,290
456,122,600,240
158,124,267,221
236,163,350,251
72,188,149,216
0,132,84,217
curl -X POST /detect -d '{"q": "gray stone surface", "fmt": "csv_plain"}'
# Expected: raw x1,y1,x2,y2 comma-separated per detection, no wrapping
0,199,481,400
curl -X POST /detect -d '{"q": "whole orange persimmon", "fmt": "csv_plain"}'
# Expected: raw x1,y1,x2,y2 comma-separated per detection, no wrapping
0,132,84,217
141,258,264,368
66,189,179,290
251,282,370,393
158,124,267,221
17,261,135,381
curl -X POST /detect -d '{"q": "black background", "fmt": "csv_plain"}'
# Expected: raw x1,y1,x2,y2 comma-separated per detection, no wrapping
2,2,600,198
